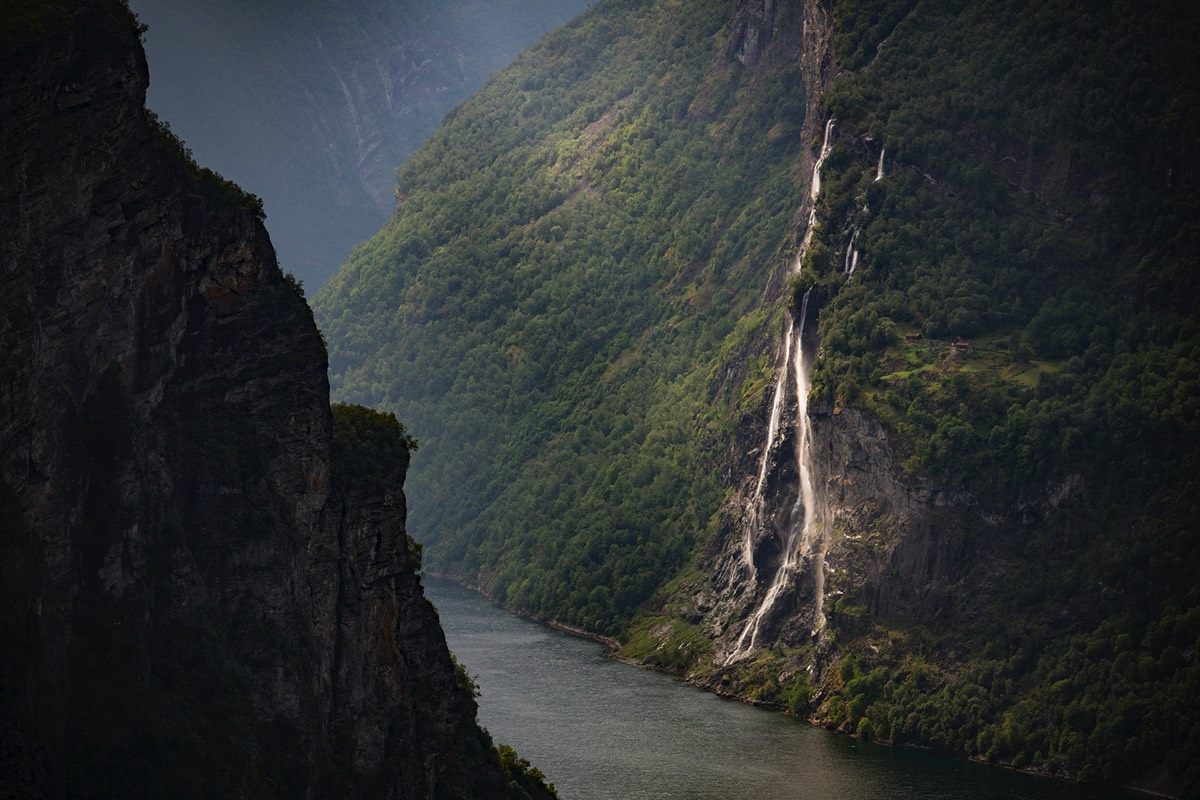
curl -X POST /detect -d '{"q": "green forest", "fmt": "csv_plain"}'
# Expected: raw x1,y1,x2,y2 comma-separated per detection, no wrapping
317,0,812,633
315,0,1199,791
782,0,1200,790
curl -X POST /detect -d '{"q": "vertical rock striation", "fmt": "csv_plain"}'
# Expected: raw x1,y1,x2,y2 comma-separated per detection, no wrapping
724,0,778,66
0,2,526,797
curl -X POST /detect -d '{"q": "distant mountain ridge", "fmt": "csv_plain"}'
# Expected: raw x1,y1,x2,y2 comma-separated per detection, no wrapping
129,0,595,291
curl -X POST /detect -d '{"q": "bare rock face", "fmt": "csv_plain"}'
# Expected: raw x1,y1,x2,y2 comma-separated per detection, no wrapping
812,407,978,626
724,0,778,65
723,0,812,69
0,3,516,797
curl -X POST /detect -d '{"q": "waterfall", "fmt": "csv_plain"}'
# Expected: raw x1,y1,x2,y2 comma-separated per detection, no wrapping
875,147,885,182
810,118,836,200
725,118,835,665
797,118,836,262
727,289,821,662
842,229,860,278
737,117,834,581
738,326,795,582
789,289,824,634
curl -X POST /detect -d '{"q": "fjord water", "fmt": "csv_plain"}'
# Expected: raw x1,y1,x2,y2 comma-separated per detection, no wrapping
425,578,1134,800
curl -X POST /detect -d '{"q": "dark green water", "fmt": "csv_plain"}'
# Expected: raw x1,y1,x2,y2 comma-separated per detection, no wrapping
424,577,1137,800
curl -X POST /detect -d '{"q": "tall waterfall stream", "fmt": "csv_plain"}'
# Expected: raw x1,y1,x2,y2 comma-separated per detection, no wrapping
725,119,836,663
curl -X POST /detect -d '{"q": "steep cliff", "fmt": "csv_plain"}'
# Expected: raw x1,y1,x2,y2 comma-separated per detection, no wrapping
305,0,1196,791
643,0,1200,795
0,3,547,797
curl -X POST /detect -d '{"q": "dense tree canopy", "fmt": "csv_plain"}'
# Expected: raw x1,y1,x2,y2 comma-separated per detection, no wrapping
316,0,811,633
778,0,1200,790
316,0,1199,789
330,403,418,495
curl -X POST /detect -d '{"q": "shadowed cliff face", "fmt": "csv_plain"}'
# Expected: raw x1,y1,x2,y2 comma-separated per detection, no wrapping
0,2,522,797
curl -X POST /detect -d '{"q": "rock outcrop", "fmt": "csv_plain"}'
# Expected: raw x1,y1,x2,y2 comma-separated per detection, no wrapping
814,408,974,625
0,3,530,797
724,0,780,66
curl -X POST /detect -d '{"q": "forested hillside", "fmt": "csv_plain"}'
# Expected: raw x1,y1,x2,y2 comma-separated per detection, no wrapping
315,0,1199,792
317,0,814,632
775,0,1200,791
810,0,1198,486
130,0,593,290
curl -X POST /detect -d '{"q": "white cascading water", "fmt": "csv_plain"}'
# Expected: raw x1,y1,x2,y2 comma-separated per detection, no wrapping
790,291,825,634
727,290,820,660
843,229,860,279
733,117,834,588
725,118,836,664
739,327,795,581
809,118,836,200
797,118,836,259
875,147,885,182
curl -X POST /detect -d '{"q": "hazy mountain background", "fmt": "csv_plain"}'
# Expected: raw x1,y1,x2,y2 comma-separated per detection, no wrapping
129,0,595,292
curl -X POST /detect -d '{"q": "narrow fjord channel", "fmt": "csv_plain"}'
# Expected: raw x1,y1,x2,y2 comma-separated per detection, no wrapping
424,578,1135,800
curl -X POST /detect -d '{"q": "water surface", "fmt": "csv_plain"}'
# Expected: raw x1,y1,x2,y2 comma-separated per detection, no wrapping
425,577,1133,800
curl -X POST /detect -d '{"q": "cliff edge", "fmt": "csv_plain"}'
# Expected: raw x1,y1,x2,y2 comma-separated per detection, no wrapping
0,2,545,797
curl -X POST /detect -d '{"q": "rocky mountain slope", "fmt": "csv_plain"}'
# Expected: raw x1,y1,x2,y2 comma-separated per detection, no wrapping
0,2,551,797
631,0,1200,795
314,0,1198,794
